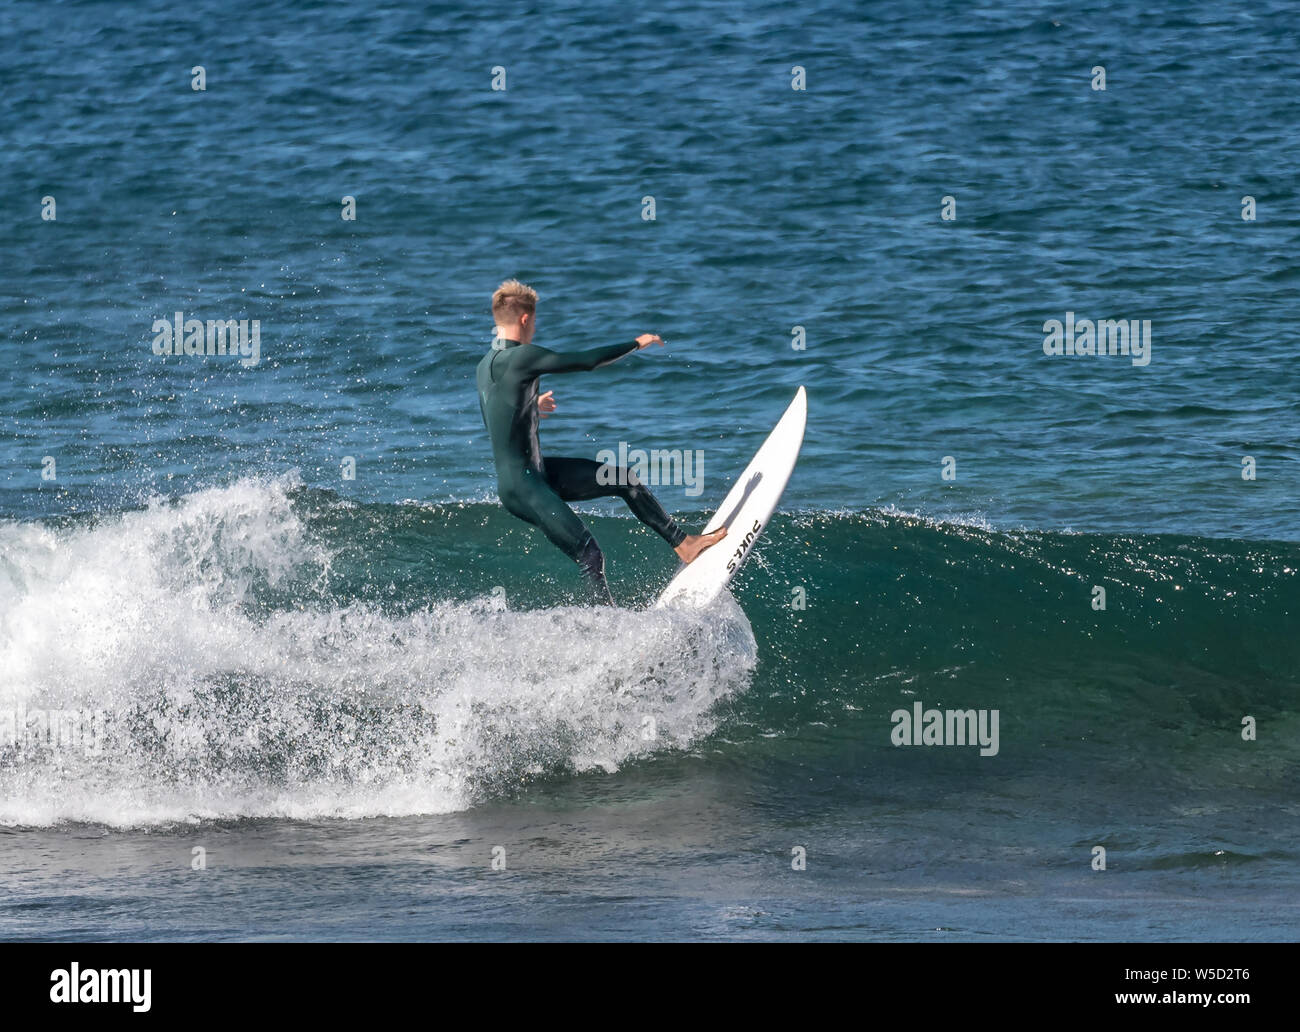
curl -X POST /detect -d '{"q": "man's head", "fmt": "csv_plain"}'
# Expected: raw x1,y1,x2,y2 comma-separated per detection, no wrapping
492,279,538,345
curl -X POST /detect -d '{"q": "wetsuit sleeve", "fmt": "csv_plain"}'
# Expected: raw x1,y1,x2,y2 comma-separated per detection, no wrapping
518,340,638,375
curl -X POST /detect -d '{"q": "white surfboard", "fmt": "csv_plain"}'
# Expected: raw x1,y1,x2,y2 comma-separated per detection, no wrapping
655,385,807,609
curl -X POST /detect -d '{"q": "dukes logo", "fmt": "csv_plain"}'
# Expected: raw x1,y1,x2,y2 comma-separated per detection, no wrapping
725,519,763,573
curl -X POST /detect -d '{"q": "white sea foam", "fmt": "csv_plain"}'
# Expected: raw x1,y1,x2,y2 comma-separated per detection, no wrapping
0,477,755,827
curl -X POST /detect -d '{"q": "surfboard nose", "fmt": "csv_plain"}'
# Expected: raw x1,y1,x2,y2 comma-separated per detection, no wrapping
654,386,807,609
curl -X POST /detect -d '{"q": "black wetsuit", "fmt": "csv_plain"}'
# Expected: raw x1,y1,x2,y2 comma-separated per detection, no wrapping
476,337,686,603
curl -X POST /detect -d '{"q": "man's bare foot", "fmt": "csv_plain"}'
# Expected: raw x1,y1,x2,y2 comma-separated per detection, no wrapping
674,527,727,563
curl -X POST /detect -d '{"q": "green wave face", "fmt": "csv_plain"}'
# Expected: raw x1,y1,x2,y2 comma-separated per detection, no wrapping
2,477,1296,826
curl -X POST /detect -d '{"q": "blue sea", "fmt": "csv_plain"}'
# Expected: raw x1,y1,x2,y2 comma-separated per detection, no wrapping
1,0,1298,941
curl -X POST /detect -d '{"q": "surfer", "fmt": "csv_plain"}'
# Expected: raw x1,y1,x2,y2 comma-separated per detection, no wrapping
476,279,726,604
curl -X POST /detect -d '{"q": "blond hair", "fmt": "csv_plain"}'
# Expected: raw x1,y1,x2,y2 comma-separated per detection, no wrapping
492,279,538,324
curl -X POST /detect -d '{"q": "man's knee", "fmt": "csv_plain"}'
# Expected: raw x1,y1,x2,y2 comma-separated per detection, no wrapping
621,467,647,499
500,493,534,524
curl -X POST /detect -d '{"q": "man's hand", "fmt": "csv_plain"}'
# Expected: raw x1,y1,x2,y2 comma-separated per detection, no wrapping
538,389,557,418
635,333,665,350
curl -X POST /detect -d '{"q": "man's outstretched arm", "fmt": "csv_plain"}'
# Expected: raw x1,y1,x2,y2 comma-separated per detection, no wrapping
519,334,663,376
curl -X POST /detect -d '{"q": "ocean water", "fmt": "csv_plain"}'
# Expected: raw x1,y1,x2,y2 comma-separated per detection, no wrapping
1,0,1298,941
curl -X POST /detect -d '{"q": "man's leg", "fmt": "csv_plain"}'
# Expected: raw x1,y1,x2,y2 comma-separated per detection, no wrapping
502,468,614,605
543,457,687,548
